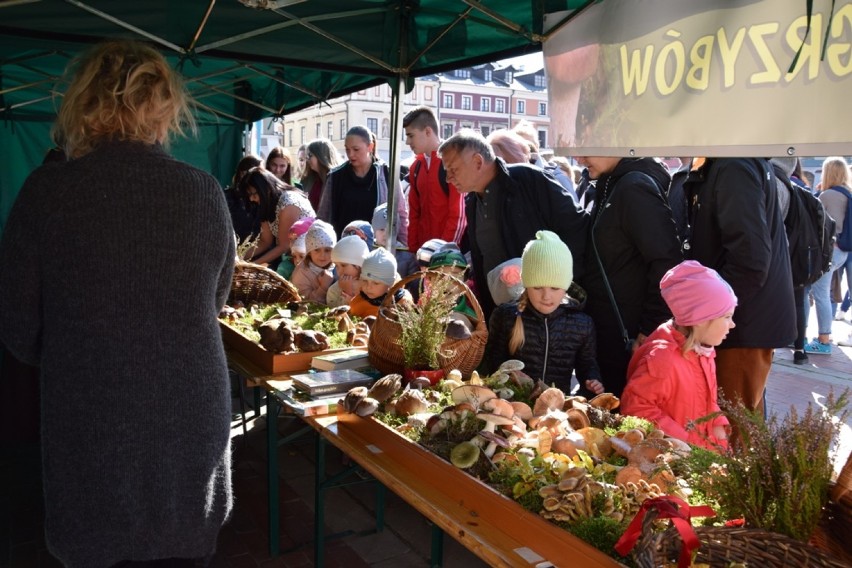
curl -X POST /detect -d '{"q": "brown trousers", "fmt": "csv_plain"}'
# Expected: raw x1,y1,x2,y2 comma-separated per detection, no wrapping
715,347,774,415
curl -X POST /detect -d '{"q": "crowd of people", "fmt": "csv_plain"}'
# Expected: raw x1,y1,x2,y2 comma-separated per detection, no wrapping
1,38,850,567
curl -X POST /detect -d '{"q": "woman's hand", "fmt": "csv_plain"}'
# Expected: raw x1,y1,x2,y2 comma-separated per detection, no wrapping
584,379,605,395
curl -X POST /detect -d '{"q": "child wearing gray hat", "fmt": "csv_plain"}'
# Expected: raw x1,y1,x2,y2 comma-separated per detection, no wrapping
349,248,412,318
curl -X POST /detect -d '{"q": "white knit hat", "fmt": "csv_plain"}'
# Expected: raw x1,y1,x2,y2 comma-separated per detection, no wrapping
360,247,398,286
332,235,369,267
291,233,307,254
305,219,336,252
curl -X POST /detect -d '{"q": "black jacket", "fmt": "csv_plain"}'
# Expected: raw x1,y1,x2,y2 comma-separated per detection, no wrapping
482,288,600,395
580,158,681,397
684,158,796,349
465,159,589,318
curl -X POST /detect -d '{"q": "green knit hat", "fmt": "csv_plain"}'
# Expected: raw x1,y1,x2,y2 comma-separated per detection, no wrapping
521,230,573,289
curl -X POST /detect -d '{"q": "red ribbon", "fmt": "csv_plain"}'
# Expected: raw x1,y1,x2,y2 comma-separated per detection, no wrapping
614,496,716,568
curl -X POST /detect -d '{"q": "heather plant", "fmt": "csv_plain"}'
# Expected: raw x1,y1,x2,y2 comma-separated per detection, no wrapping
690,390,848,541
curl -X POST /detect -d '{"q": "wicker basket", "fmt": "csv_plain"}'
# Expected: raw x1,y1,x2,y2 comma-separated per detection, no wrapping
633,504,849,568
810,451,852,565
367,271,487,378
228,261,301,305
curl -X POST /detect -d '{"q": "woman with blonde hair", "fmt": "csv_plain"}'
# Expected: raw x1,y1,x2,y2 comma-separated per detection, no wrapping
0,40,234,567
805,156,852,354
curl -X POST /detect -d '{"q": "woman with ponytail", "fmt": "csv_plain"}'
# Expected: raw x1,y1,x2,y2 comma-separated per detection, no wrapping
481,231,603,397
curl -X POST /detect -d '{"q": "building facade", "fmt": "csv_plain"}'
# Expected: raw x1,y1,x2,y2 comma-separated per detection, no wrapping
267,62,551,165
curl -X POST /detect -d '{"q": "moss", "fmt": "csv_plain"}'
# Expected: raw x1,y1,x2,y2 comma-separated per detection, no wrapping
566,516,633,565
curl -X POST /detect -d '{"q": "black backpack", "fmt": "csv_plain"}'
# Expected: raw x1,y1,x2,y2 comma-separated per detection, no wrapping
410,158,450,196
773,163,836,288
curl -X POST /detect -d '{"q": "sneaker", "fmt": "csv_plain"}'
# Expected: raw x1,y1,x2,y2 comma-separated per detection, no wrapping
793,351,809,365
804,340,832,355
837,334,852,347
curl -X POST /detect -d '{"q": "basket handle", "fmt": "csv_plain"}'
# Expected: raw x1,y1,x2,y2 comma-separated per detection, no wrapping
380,270,484,323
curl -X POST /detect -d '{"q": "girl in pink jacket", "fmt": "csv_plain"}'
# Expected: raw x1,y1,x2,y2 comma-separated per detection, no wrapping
622,261,736,450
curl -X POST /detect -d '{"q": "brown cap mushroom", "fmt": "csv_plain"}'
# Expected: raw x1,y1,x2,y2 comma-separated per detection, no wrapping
481,398,515,418
451,384,497,409
589,393,620,411
533,387,566,416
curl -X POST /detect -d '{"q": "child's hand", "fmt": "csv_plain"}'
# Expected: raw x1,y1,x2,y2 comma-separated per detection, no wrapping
584,379,604,395
712,424,729,441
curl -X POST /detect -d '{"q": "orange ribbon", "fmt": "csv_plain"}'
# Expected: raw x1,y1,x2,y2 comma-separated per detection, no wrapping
614,496,715,568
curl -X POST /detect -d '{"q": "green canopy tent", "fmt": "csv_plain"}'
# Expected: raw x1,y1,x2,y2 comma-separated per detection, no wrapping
0,0,592,231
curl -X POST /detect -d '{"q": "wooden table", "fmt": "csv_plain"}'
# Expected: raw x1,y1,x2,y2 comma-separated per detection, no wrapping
228,350,619,567
308,412,621,568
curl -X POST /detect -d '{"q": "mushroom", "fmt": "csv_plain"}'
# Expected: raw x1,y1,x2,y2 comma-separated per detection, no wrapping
368,374,402,403
361,315,377,329
446,369,463,382
394,389,429,417
409,377,432,390
478,430,510,458
533,387,566,416
354,397,379,417
342,386,369,413
498,359,525,372
476,413,515,434
576,427,612,458
481,398,515,418
589,393,620,411
566,407,591,430
449,441,480,469
451,384,497,410
510,401,533,422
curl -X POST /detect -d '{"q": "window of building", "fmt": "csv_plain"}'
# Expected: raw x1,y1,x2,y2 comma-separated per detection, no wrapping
327,121,333,139
538,130,547,149
443,93,453,108
425,86,433,101
367,117,378,137
381,118,389,138
316,123,321,138
300,126,306,144
374,86,381,96
539,102,547,116
461,95,472,110
484,69,492,81
455,68,471,78
516,100,525,114
505,71,513,83
495,99,505,113
340,119,346,139
442,123,454,139
288,128,293,146
480,97,491,112
461,123,473,130
535,75,546,88
481,125,491,137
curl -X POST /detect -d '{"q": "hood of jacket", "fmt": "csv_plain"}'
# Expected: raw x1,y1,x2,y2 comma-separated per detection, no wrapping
600,157,671,194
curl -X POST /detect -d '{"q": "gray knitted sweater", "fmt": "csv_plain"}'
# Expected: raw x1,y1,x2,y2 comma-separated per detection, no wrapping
0,141,235,567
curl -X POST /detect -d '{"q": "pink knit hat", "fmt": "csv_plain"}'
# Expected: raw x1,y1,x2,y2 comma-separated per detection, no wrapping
660,261,737,326
289,216,315,236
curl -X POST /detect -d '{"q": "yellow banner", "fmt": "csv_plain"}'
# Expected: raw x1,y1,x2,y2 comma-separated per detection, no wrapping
544,0,852,156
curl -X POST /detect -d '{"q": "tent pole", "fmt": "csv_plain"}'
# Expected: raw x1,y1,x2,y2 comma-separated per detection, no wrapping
385,76,405,259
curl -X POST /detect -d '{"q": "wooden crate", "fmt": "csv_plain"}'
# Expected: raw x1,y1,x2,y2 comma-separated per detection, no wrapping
219,321,349,374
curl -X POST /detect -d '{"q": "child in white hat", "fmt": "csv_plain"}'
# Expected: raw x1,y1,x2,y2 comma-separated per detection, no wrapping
349,248,411,318
290,220,337,303
326,235,370,307
482,230,603,397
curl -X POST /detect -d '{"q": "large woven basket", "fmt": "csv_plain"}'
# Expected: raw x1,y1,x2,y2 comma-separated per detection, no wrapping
368,271,487,378
810,451,852,565
633,499,849,568
228,261,301,305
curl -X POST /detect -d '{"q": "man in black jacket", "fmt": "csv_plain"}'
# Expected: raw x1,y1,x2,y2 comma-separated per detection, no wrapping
577,156,682,398
439,129,588,320
684,158,796,416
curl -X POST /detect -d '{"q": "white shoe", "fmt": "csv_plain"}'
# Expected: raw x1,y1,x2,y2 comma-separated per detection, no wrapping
837,334,852,347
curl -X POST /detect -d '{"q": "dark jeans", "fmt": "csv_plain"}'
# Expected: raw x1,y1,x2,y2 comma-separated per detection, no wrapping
793,286,806,350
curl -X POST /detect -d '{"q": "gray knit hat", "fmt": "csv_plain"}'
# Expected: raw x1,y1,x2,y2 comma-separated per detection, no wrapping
360,247,397,286
305,219,336,252
371,203,389,232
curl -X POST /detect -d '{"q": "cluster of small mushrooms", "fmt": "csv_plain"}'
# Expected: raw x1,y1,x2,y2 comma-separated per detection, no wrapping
342,360,694,523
